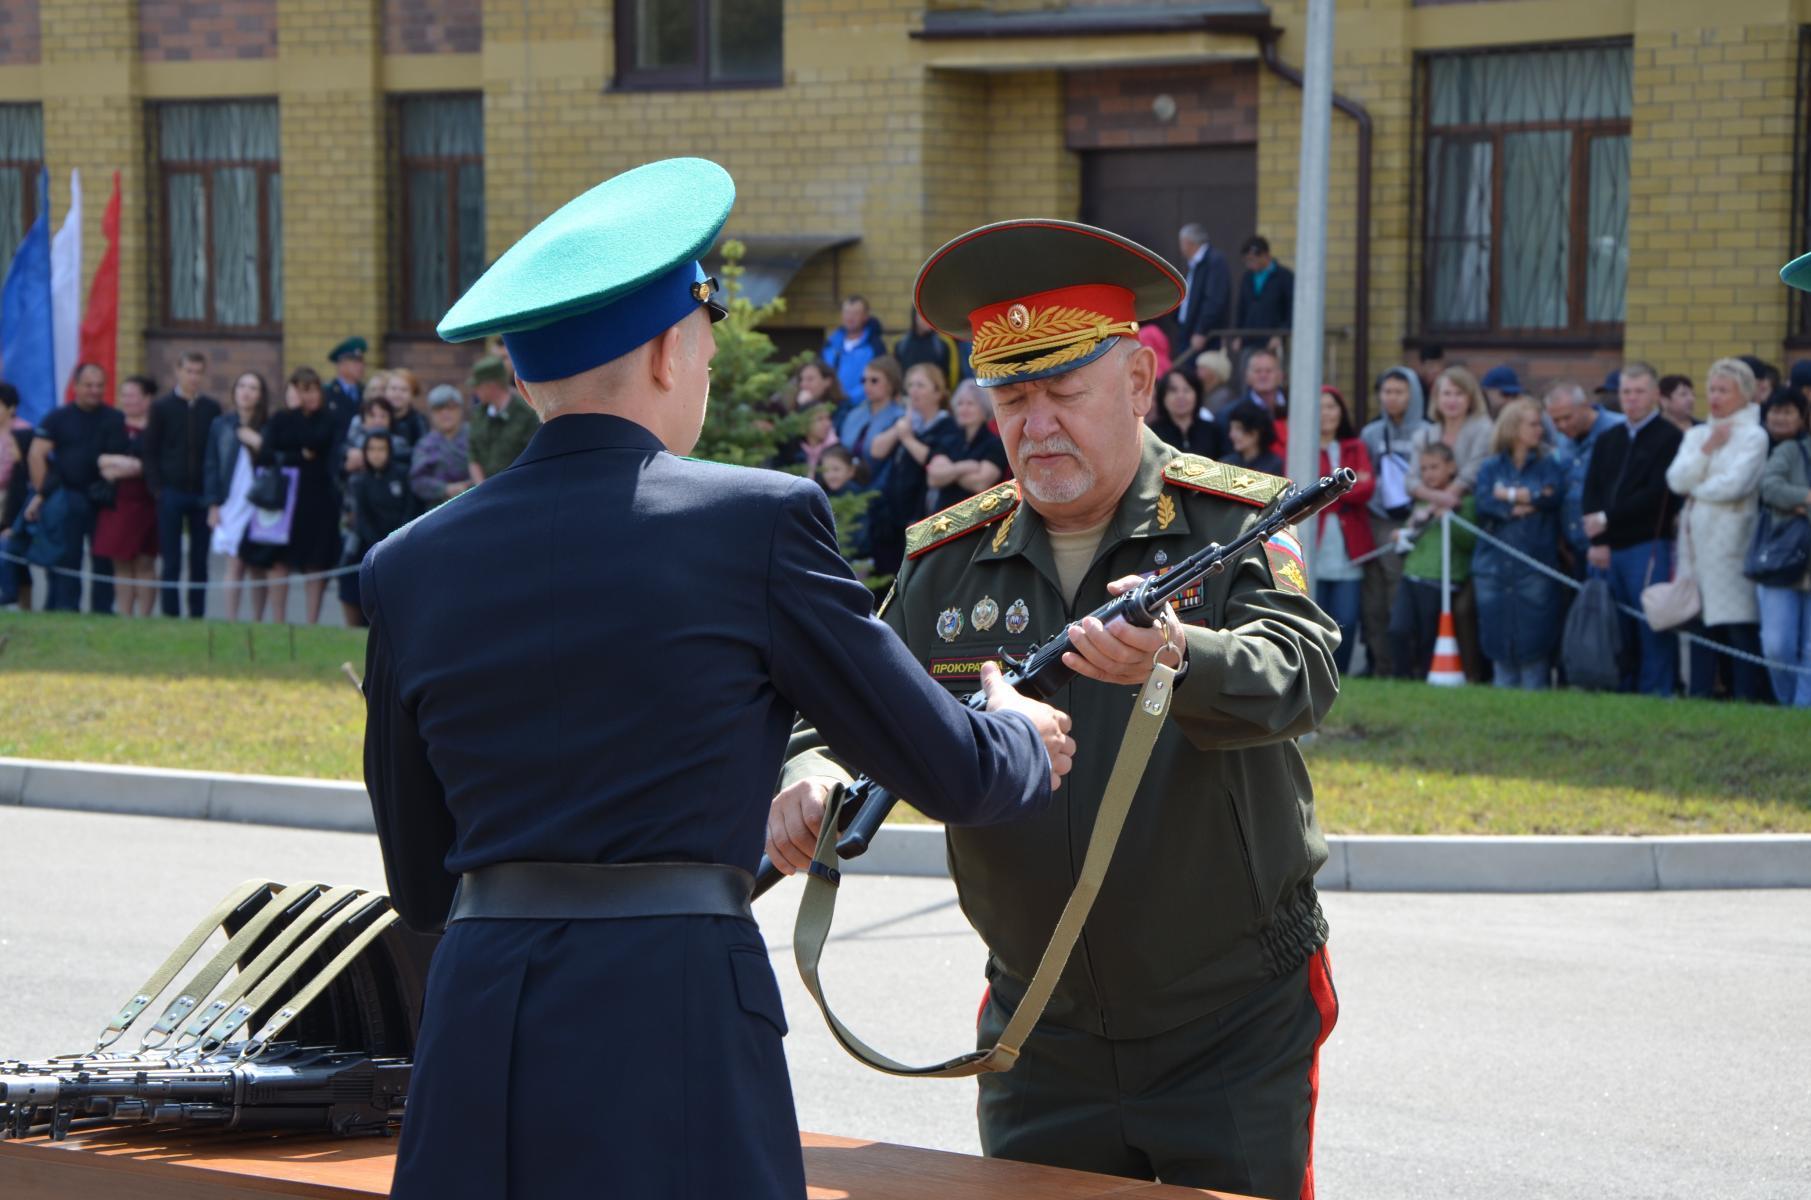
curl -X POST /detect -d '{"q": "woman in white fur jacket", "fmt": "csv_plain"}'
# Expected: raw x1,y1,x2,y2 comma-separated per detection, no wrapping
1665,357,1772,700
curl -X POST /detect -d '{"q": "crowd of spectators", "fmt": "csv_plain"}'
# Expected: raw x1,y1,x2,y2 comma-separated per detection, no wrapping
0,336,535,626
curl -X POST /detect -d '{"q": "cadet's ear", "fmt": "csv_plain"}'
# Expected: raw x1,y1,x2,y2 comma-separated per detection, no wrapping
649,322,685,393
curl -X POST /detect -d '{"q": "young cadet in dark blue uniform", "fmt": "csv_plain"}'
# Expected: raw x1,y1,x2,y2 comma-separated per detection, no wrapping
360,158,1074,1200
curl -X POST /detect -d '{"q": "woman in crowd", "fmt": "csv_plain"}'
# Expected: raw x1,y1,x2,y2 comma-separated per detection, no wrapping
1312,386,1376,674
1667,357,1771,701
841,355,907,476
204,371,277,622
1659,374,1699,432
926,380,1008,510
1757,389,1811,707
1356,365,1429,678
409,384,473,511
384,367,426,456
792,359,850,428
0,383,31,609
1472,398,1566,689
93,375,160,616
1150,369,1225,459
1194,350,1236,417
342,395,399,479
1225,406,1284,475
1409,366,1494,499
1762,392,1806,446
868,363,959,564
262,367,340,625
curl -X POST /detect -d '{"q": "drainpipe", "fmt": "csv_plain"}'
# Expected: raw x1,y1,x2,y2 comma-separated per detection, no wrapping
1259,32,1372,423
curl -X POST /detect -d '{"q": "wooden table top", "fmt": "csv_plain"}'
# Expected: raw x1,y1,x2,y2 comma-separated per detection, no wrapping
0,1128,1250,1199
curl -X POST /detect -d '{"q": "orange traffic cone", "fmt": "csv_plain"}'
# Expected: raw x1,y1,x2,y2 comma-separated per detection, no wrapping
1426,611,1466,687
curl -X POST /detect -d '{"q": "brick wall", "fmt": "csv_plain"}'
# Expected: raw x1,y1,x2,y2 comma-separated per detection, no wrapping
384,0,479,54
383,334,482,392
277,0,386,376
1065,63,1257,150
1622,21,1797,379
142,334,285,402
0,0,38,65
140,0,278,61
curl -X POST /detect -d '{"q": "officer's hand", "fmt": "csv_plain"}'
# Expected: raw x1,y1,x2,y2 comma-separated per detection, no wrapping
766,777,832,876
979,661,1075,790
1062,575,1187,688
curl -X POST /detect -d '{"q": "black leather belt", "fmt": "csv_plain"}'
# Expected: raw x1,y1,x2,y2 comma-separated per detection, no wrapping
448,862,756,924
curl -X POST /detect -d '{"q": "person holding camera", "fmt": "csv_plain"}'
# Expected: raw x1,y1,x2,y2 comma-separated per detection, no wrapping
24,363,124,612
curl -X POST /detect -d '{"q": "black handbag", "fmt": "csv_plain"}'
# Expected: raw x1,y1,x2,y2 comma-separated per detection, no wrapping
1744,439,1811,587
248,466,289,512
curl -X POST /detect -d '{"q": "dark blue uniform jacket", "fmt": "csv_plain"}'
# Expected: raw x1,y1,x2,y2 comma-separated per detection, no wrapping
361,412,1049,1199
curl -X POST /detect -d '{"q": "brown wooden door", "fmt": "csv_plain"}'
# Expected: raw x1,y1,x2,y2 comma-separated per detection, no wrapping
1080,144,1258,304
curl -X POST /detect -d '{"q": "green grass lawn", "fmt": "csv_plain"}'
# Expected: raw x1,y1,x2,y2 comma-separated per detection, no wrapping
2,611,1806,834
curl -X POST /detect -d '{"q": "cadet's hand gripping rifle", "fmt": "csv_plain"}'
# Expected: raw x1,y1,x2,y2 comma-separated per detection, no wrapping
753,466,1358,899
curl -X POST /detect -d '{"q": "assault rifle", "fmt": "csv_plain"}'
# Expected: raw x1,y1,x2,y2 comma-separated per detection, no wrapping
753,466,1359,898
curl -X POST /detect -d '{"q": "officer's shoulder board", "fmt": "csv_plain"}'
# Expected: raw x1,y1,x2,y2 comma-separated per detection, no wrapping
1162,454,1290,508
905,482,1020,559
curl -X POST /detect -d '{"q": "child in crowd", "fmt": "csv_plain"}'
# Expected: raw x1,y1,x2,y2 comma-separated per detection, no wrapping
1388,442,1477,678
816,444,874,562
345,431,414,605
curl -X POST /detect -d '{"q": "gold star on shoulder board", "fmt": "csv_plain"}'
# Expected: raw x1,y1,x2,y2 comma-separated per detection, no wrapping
933,515,953,535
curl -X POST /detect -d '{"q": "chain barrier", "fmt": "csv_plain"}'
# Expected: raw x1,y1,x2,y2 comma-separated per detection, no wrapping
1439,510,1811,678
0,548,360,590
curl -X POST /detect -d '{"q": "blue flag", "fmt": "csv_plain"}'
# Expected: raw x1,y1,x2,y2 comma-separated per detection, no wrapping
2,172,54,425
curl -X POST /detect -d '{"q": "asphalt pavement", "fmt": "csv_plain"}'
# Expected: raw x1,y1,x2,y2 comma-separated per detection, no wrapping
2,805,1806,1200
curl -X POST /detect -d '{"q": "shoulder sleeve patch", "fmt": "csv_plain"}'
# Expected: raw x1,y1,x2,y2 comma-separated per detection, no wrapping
905,482,1020,559
1163,454,1291,508
1263,530,1309,595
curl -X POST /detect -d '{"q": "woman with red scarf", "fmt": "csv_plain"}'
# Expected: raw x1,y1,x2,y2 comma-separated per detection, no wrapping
1312,385,1376,673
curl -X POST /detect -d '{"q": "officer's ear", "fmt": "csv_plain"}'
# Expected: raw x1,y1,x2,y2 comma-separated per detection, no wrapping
1125,340,1157,419
649,322,687,394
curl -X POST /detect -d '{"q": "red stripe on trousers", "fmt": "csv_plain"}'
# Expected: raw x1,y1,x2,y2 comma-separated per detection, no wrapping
1301,945,1339,1200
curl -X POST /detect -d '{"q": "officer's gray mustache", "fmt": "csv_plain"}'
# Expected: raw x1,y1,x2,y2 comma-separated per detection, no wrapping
1019,436,1081,458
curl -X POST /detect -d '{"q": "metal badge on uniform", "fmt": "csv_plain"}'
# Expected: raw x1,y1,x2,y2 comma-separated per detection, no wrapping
1153,549,1168,567
971,595,999,632
936,607,964,642
1004,598,1030,636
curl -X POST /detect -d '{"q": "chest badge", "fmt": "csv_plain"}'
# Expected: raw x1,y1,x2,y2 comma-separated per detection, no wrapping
972,595,999,632
936,607,964,642
1153,548,1168,567
1004,597,1031,636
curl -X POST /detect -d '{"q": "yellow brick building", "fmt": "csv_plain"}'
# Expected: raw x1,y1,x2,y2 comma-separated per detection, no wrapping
1,0,1808,407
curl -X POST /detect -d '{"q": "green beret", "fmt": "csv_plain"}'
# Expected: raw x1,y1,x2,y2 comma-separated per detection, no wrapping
437,158,734,383
328,336,368,362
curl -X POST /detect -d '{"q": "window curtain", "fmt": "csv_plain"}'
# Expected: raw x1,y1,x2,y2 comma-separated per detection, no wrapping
1425,45,1631,332
0,104,42,267
400,96,484,326
159,101,279,327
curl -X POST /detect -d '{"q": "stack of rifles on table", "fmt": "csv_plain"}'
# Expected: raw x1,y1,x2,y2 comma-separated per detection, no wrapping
0,880,435,1141
1,466,1358,1143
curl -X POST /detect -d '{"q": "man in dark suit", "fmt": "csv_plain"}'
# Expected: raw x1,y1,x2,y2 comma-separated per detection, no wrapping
361,157,1074,1200
1232,235,1295,353
1172,222,1230,360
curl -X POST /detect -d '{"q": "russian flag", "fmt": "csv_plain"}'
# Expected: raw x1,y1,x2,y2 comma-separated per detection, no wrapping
50,168,81,401
1,170,53,424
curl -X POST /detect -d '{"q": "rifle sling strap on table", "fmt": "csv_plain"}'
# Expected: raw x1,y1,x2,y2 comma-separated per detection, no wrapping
792,660,1179,1078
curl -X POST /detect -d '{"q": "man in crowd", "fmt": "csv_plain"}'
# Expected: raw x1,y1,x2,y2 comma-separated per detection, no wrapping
1545,380,1625,580
772,219,1341,1198
1480,365,1524,418
143,351,220,618
1232,234,1293,351
24,363,124,612
364,157,1068,1198
324,337,367,440
1173,222,1230,358
821,294,887,402
466,356,539,485
1581,362,1682,695
1228,346,1290,450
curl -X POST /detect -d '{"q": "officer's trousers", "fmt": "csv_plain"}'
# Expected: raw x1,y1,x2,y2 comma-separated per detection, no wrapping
977,946,1337,1200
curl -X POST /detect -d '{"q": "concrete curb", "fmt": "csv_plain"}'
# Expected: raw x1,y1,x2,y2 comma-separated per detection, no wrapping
4,758,1808,891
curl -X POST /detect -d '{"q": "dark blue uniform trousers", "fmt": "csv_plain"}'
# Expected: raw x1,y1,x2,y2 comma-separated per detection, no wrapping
391,913,803,1199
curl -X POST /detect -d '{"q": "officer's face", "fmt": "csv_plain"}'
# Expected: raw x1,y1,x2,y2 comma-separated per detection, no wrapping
992,341,1154,526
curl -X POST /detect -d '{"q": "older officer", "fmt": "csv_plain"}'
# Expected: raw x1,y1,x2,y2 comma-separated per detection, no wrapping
361,161,1075,1200
771,220,1342,1199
